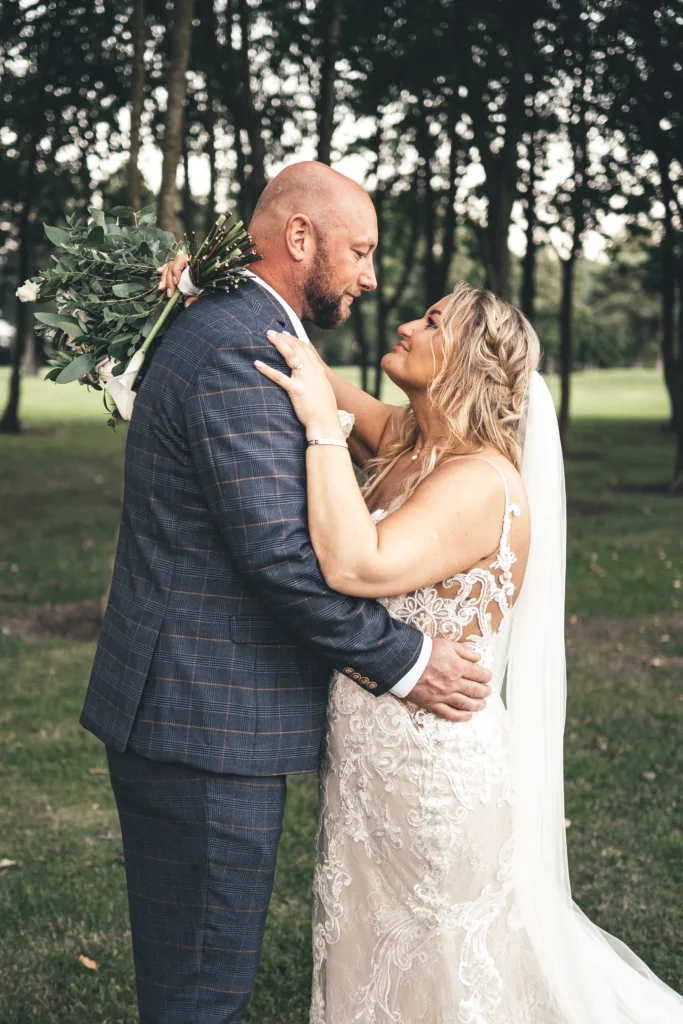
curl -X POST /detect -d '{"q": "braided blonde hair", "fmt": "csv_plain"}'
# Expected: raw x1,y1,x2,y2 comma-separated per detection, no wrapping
364,281,541,503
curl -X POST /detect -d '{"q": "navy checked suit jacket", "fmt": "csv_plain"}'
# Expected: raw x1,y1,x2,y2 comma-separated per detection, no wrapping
81,279,425,775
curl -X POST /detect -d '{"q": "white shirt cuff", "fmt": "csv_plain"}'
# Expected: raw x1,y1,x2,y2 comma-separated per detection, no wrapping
388,633,432,698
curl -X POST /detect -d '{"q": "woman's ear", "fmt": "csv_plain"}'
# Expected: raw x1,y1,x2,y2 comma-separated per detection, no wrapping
284,214,314,262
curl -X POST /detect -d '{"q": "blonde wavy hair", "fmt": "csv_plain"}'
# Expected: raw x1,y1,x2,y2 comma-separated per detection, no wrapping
364,281,541,503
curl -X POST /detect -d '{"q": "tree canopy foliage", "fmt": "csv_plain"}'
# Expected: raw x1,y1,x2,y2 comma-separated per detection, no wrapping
0,0,681,483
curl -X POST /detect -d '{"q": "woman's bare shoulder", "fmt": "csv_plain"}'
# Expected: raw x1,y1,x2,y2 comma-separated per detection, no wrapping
411,451,528,518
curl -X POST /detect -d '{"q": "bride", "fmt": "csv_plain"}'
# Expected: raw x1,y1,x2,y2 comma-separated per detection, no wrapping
256,282,683,1024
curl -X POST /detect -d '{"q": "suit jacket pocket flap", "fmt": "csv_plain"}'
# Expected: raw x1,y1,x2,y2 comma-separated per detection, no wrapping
229,616,295,646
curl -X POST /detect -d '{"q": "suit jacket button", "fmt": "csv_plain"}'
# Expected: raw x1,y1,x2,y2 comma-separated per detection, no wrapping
344,667,354,675
360,676,369,685
367,681,377,690
352,672,361,681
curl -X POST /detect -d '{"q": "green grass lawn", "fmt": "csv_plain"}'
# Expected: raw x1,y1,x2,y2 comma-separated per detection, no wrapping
0,367,682,1022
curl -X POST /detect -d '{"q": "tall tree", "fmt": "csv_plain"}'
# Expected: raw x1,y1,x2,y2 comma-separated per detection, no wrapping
0,160,37,434
519,84,555,323
555,9,591,450
601,0,683,489
127,0,147,210
0,0,124,432
520,133,539,321
157,0,197,231
372,161,421,398
235,0,267,213
451,0,543,297
316,0,344,164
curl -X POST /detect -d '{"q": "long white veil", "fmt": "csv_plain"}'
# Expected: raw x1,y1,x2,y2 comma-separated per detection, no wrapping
505,371,683,1023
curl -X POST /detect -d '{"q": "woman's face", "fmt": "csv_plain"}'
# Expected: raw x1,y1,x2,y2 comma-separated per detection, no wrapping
381,297,451,392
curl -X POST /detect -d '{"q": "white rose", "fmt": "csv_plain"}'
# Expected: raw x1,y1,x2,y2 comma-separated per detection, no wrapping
16,279,40,303
100,348,146,422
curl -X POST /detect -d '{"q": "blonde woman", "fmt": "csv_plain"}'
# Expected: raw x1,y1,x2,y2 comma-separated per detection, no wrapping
258,283,683,1024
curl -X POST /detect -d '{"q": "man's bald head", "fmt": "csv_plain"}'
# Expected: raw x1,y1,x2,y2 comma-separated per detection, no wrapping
250,161,374,243
247,162,378,328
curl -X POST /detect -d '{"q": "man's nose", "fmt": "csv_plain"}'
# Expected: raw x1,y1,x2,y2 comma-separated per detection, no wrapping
358,260,377,292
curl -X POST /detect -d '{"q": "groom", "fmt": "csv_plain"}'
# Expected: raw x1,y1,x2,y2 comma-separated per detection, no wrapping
81,161,492,1023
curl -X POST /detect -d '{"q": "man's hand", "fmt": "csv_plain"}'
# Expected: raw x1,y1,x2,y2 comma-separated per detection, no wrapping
408,637,493,723
156,252,195,303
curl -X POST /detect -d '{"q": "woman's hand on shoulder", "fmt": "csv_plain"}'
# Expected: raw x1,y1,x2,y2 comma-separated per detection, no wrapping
255,329,344,439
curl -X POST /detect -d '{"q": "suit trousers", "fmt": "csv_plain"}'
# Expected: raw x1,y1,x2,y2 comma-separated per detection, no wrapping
107,747,288,1023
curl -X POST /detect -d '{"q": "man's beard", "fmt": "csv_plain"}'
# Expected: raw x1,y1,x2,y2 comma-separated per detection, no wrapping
304,250,349,329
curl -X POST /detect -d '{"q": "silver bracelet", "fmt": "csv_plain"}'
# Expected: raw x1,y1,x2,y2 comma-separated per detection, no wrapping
307,438,349,449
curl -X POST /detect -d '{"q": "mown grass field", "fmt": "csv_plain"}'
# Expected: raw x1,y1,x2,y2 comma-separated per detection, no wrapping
0,367,682,1023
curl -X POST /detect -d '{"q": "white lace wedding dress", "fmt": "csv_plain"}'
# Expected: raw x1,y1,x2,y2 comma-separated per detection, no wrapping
310,461,563,1024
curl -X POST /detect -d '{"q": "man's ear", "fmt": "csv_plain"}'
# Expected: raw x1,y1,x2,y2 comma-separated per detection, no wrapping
284,214,314,262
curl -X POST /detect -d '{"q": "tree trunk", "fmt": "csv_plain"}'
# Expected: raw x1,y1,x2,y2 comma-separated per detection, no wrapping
21,331,38,376
386,172,421,315
521,135,537,320
205,96,217,235
237,0,266,214
182,142,194,235
128,0,146,210
78,142,92,209
434,114,459,297
234,126,249,220
351,300,370,394
373,183,388,400
416,102,437,308
657,154,678,429
558,55,588,452
422,157,436,310
670,248,683,493
157,0,196,232
316,0,343,164
558,254,575,451
484,187,515,297
475,10,536,298
0,197,32,434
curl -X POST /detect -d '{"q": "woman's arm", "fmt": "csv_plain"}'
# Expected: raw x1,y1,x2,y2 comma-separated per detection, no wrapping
255,330,516,598
309,346,398,460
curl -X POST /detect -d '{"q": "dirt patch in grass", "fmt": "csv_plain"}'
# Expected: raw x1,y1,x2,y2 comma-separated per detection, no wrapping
3,599,103,643
565,610,683,724
568,609,683,644
567,610,683,667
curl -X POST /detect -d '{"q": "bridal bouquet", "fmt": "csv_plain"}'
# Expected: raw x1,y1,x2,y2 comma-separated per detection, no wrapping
19,206,261,427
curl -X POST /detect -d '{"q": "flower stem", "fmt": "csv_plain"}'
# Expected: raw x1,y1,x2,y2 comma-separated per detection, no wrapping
139,290,183,356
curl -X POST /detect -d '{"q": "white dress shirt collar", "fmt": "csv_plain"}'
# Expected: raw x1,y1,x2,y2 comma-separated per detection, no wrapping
245,270,310,344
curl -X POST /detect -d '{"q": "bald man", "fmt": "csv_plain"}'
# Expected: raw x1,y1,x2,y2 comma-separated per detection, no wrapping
82,162,491,1023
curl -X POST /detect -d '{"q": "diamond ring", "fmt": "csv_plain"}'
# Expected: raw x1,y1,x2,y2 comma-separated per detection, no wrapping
292,360,304,370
